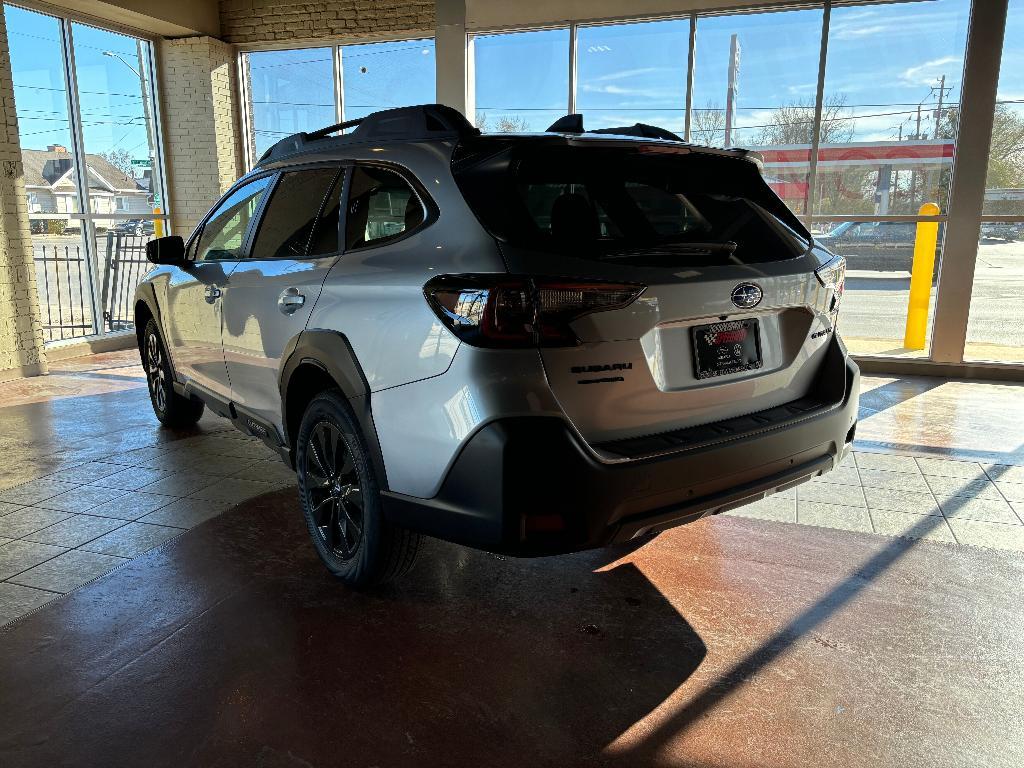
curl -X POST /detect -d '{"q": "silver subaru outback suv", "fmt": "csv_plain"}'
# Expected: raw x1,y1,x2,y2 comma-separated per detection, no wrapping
136,104,858,587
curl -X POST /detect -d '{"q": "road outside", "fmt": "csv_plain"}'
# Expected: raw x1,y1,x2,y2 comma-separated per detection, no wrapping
839,240,1024,362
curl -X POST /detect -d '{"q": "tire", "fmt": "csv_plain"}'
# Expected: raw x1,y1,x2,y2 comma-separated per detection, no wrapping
142,318,205,428
296,390,419,588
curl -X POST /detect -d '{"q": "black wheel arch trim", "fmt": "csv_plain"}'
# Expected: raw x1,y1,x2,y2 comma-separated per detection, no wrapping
134,282,183,391
279,328,388,488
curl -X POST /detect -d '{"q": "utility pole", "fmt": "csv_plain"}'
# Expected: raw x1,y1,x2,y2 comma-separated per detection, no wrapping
724,34,740,148
931,75,951,139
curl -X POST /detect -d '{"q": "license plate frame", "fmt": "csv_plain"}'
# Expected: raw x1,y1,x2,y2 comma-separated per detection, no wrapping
692,318,763,380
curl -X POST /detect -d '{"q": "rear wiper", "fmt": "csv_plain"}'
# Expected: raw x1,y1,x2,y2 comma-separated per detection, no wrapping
603,241,737,259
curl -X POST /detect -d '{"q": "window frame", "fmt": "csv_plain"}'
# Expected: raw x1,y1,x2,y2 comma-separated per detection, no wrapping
341,161,435,254
186,171,276,263
245,163,346,262
6,2,172,344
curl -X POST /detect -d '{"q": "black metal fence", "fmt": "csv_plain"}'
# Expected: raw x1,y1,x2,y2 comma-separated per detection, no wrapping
32,231,153,343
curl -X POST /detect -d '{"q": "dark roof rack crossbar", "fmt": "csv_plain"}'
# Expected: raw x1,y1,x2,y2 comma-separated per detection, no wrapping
257,103,479,166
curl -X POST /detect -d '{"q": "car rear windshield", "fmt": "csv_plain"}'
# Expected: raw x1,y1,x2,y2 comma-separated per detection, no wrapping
452,138,811,266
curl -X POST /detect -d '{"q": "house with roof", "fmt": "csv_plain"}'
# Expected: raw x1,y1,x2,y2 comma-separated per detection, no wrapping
23,145,151,228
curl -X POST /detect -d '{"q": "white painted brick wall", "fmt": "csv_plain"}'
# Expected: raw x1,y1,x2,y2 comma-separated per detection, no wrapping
159,36,243,236
0,6,45,375
219,0,435,45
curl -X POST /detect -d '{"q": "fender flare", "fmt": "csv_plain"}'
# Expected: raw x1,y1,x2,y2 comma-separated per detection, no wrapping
133,281,183,385
278,329,388,487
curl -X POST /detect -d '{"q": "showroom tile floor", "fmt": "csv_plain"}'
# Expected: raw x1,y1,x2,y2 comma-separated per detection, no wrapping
1,349,1023,626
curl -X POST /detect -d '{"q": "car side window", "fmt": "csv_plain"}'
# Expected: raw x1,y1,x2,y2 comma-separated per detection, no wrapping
345,166,424,250
250,168,340,260
195,176,273,262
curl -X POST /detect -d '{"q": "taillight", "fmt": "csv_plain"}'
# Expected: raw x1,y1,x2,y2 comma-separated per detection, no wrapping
815,256,845,327
424,274,645,348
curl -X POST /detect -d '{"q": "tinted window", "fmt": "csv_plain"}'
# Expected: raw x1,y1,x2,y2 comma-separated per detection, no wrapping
195,176,272,261
453,139,811,266
251,168,340,260
345,166,424,249
308,171,344,256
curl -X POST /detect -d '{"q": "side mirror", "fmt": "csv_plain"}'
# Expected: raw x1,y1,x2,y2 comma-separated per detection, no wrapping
146,235,186,265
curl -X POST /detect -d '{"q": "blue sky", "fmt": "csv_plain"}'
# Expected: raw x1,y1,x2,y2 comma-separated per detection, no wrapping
6,0,1023,164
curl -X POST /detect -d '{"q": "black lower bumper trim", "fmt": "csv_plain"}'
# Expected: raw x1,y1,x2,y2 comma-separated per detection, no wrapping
382,337,859,556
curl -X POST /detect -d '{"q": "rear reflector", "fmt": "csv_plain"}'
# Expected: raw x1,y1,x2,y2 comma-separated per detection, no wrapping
424,274,644,348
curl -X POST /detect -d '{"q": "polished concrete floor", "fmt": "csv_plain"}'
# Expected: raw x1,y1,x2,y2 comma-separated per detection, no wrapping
0,350,1023,766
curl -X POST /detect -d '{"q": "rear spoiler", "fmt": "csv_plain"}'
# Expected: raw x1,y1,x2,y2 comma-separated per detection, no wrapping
544,113,763,167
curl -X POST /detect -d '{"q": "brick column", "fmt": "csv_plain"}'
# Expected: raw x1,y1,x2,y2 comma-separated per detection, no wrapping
158,36,243,236
0,6,46,380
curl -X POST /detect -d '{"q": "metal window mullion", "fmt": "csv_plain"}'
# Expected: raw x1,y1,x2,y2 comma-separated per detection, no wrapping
804,1,831,228
335,46,346,126
238,51,255,171
60,18,102,337
568,22,577,115
684,15,696,143
141,38,170,231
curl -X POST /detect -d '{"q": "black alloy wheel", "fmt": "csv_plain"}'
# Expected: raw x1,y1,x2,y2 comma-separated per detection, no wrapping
141,318,204,428
296,390,419,587
304,420,364,560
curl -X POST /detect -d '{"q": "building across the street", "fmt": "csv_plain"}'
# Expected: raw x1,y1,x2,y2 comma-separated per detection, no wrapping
22,145,150,230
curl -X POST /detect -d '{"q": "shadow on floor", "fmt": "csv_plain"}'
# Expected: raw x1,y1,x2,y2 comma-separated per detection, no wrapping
0,489,707,767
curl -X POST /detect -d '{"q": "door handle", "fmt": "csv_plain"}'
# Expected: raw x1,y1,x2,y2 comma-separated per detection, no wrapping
204,284,222,303
278,287,306,315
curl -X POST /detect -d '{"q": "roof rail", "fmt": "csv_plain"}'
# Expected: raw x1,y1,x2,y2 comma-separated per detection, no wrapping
256,104,479,166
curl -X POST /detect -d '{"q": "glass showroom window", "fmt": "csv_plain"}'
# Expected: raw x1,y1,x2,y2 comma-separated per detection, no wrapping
6,4,168,342
242,48,335,162
473,28,570,132
692,7,824,217
341,39,435,123
966,0,1024,363
575,19,689,135
815,0,969,358
241,39,435,167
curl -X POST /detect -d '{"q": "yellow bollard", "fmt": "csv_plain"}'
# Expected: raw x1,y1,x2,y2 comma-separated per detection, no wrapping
153,207,164,238
903,202,941,350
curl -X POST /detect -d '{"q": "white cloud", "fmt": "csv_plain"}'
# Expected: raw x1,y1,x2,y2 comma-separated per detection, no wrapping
588,67,665,83
900,56,961,86
831,24,887,41
579,83,677,102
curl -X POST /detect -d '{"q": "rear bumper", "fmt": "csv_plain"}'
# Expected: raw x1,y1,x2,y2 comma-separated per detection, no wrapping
382,336,859,555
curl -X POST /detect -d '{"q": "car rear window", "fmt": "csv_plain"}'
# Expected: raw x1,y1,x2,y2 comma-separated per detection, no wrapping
452,139,811,265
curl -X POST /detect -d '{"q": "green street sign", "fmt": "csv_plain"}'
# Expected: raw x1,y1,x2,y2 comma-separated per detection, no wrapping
131,159,151,167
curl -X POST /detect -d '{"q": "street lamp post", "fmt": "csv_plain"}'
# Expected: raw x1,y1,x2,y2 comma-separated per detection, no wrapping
103,48,159,231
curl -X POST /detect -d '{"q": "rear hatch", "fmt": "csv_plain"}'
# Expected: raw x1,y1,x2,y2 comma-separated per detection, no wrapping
451,136,840,446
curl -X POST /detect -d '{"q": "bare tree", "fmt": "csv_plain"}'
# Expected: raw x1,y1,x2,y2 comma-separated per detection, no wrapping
475,112,532,133
690,101,726,146
100,148,135,179
754,94,855,146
